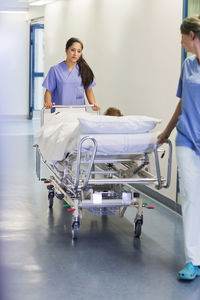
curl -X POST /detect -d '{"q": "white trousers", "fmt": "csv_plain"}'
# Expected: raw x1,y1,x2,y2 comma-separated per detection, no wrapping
176,146,200,265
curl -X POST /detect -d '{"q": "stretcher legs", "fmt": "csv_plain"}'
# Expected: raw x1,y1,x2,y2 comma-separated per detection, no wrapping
134,215,143,238
47,184,54,209
35,145,41,180
134,196,143,238
46,183,80,239
45,180,145,240
72,199,80,239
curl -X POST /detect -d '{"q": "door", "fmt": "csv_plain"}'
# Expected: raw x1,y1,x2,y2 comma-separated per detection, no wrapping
29,23,44,119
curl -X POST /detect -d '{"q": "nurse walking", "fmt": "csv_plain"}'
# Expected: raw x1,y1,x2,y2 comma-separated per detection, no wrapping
158,16,200,280
43,37,100,111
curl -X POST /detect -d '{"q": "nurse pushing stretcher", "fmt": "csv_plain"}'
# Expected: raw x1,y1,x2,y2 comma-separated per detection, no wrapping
43,37,100,111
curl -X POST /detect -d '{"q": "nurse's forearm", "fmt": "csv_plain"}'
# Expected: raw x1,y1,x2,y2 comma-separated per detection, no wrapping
85,88,96,105
165,99,182,136
85,88,100,111
44,90,54,108
157,99,182,144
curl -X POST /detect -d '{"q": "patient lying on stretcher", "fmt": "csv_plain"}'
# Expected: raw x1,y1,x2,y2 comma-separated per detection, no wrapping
35,106,161,162
104,107,123,116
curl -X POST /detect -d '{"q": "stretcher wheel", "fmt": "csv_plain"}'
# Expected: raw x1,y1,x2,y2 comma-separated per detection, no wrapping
72,222,79,240
134,220,142,238
48,187,54,209
48,196,54,208
48,192,54,209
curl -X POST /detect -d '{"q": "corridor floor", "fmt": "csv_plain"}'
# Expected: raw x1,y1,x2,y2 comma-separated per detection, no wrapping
0,119,200,300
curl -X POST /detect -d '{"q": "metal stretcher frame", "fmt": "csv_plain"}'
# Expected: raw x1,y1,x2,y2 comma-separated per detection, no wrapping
35,105,172,240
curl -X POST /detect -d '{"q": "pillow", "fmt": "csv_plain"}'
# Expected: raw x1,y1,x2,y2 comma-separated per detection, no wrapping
78,114,161,134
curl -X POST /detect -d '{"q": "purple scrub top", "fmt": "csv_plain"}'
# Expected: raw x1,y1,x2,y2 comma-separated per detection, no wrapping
42,61,96,105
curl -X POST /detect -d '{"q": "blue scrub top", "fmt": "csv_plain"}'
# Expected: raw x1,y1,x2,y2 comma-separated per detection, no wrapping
176,55,200,155
42,61,96,105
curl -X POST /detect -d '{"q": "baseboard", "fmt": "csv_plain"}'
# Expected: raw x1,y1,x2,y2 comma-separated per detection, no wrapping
132,184,182,215
0,114,28,120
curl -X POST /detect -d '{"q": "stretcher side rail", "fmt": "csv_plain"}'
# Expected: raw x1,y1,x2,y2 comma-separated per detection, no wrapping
40,104,98,126
74,136,97,190
87,177,164,185
71,136,172,191
35,137,172,191
154,140,172,189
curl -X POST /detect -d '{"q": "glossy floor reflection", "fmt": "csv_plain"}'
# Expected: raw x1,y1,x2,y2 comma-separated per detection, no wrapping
0,121,200,300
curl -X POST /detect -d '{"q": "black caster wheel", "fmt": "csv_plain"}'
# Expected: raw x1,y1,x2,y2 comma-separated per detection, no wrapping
72,222,79,240
48,195,54,208
48,191,54,209
134,220,142,238
47,186,54,208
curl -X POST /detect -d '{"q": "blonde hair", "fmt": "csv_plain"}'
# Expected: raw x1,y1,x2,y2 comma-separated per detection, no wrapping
181,15,200,40
104,107,123,116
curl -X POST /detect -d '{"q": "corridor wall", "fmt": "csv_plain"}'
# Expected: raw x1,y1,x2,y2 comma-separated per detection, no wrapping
0,12,29,116
43,0,182,201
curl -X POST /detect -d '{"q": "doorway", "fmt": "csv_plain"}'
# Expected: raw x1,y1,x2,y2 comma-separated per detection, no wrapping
29,23,44,119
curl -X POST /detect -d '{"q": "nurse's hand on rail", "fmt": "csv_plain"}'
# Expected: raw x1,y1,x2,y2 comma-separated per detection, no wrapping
44,101,55,109
157,131,170,144
92,103,101,111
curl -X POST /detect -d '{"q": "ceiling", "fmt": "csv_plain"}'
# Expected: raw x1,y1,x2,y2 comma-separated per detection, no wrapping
0,0,57,11
0,0,29,11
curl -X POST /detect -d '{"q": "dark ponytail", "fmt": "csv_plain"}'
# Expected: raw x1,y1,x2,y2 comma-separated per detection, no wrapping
66,37,94,90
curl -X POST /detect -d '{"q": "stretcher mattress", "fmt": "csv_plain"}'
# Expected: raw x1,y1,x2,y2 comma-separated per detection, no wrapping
79,132,159,155
34,111,161,162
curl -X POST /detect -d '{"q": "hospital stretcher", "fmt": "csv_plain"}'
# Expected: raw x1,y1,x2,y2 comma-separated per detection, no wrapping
34,105,172,240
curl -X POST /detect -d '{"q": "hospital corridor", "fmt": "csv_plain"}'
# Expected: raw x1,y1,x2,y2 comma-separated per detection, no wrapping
0,119,199,300
1,0,200,299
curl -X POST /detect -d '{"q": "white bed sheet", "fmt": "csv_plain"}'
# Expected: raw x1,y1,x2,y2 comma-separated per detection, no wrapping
34,111,160,162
